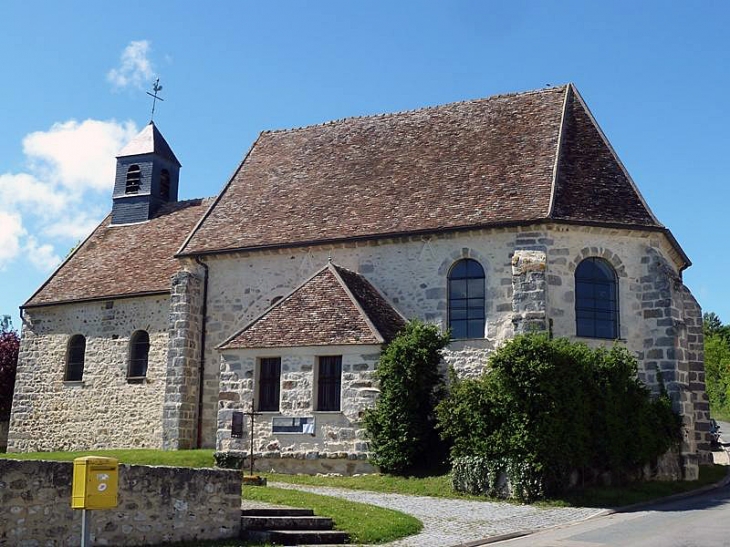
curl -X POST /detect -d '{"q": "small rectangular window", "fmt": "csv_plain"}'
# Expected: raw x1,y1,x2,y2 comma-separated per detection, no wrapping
317,356,342,411
258,357,281,411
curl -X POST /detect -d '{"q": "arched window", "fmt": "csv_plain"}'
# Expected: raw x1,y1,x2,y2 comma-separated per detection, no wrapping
125,165,141,194
575,257,619,339
128,330,150,379
448,259,485,339
65,335,86,381
160,169,170,200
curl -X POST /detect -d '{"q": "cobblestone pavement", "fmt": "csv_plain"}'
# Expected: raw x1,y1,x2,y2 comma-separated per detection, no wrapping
270,482,605,547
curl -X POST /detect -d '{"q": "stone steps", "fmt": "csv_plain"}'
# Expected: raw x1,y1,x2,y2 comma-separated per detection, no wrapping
241,507,350,545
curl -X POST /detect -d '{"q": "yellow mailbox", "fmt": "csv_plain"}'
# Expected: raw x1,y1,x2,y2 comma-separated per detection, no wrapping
71,456,119,510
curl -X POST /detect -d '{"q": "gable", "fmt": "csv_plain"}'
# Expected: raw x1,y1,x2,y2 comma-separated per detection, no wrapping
220,264,405,349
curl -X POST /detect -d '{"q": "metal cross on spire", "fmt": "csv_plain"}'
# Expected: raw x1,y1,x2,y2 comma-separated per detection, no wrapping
146,78,164,122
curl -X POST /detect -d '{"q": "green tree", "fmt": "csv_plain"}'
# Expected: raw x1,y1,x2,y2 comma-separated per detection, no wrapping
437,334,680,499
0,325,20,420
704,312,730,418
364,320,451,475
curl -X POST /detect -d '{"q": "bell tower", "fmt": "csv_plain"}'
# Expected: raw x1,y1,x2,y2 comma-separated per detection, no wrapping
110,121,181,225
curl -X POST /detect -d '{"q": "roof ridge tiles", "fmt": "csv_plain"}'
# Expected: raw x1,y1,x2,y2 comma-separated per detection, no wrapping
261,84,570,135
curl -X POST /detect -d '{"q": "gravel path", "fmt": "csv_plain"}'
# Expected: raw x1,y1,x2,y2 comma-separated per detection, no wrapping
269,482,605,546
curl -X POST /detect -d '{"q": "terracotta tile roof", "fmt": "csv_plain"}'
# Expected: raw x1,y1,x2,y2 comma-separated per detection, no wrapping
180,84,661,257
220,263,406,349
24,198,211,307
550,90,658,226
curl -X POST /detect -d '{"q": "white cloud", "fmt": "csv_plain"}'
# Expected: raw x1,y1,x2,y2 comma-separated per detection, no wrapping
0,172,68,214
0,118,138,272
107,40,154,90
42,210,106,241
23,119,138,192
0,212,24,269
24,236,61,272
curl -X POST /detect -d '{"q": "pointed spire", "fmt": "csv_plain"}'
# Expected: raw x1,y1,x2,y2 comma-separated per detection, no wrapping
117,122,181,166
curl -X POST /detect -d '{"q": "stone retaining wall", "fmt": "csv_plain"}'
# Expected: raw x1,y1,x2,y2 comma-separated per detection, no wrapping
0,459,241,546
217,450,376,475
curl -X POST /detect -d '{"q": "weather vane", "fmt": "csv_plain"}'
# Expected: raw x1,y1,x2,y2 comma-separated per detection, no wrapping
146,78,164,122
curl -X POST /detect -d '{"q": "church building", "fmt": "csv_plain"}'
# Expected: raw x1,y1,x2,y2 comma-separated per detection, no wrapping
7,84,710,477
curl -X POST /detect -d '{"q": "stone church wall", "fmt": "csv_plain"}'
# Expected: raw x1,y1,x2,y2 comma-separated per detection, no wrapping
202,223,706,475
7,295,170,452
216,344,380,473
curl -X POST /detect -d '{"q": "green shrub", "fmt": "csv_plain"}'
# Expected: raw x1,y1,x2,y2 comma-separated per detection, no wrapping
364,320,451,475
437,334,681,499
214,451,245,469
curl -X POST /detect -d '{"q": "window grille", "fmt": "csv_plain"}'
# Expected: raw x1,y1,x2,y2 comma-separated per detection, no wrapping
65,335,86,381
448,259,485,339
128,330,150,379
575,257,619,339
258,357,281,411
317,356,342,411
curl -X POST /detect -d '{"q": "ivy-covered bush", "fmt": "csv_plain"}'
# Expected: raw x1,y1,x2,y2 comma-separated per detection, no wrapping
437,334,681,499
451,455,492,495
364,320,451,475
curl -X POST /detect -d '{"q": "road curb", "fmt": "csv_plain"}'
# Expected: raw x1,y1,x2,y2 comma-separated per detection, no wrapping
451,458,730,547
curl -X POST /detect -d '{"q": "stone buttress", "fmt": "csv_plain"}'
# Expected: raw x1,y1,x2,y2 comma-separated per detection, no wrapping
162,265,205,449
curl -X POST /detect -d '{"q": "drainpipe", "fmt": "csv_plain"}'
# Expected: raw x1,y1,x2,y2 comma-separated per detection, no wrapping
194,256,209,449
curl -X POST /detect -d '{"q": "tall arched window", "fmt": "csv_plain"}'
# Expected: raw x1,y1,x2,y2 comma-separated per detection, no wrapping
575,257,619,339
65,335,86,381
128,330,150,379
125,165,141,194
448,259,485,339
160,169,170,200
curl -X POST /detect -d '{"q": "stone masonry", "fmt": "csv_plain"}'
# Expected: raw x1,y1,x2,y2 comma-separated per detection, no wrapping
216,345,380,474
162,266,205,449
203,223,707,476
0,459,241,546
7,221,708,478
7,296,170,452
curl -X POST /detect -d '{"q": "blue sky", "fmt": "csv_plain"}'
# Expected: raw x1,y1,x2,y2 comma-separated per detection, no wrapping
1,1,728,329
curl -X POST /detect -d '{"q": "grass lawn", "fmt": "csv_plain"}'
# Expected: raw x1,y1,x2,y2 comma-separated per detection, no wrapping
263,471,488,500
0,448,215,468
243,484,422,544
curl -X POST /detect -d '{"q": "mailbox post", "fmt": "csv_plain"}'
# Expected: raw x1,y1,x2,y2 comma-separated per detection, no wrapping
72,456,119,546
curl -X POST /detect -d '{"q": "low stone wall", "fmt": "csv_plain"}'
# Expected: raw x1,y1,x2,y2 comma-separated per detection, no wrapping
217,451,377,475
0,460,241,546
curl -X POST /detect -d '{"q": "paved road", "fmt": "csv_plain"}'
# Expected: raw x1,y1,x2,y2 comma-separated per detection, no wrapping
499,434,730,547
270,482,603,547
499,479,730,547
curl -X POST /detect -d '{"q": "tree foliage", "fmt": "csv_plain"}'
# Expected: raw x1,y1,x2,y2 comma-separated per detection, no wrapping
703,312,730,418
436,334,681,498
0,327,20,420
364,320,451,475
